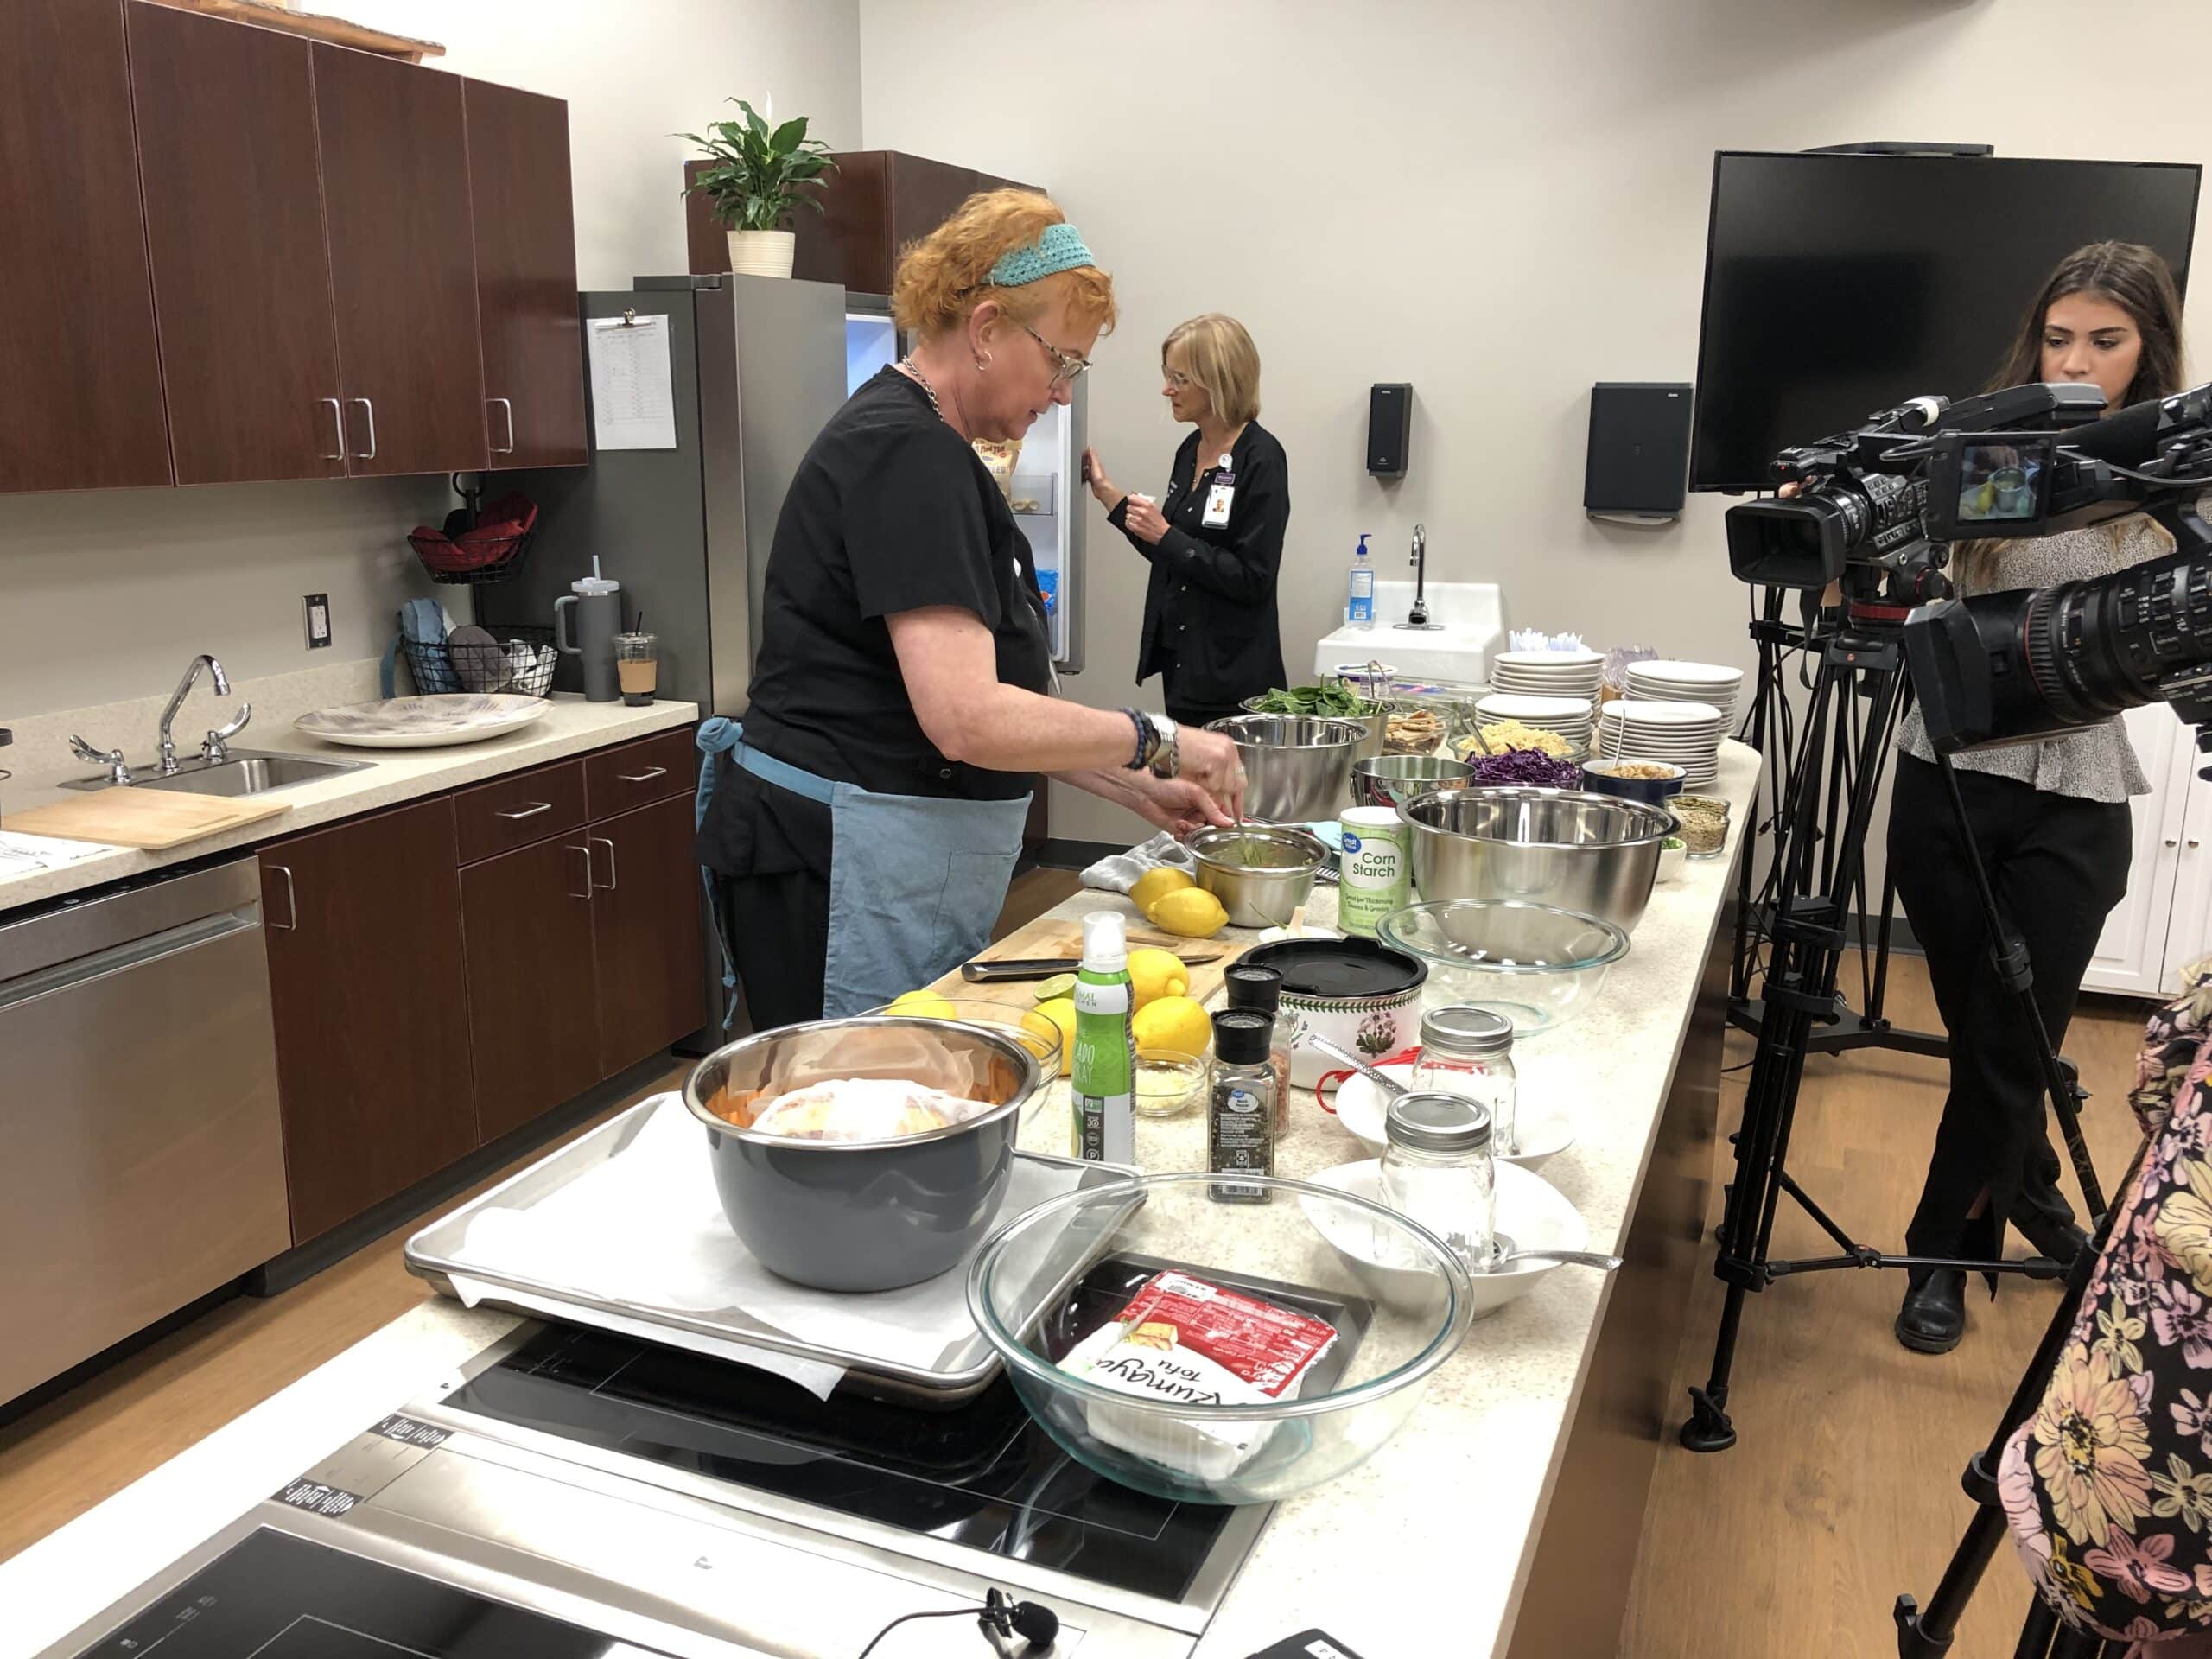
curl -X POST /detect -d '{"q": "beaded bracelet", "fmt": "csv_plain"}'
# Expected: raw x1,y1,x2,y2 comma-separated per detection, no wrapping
1121,707,1153,770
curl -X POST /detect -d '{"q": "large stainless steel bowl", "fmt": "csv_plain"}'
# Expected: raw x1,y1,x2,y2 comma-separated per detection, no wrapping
1242,696,1385,763
1188,823,1327,927
1209,714,1366,823
683,1016,1042,1292
1350,753,1474,810
1398,786,1676,933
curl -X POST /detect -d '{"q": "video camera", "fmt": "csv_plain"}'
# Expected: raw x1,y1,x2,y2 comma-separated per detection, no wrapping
1724,378,2212,757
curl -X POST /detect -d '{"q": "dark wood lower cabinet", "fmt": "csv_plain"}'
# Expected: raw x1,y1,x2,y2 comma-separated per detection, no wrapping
259,798,475,1243
461,835,601,1142
590,792,707,1077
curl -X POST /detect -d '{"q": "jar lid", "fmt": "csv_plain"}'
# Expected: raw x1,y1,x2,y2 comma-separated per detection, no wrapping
1420,1005,1514,1055
1212,1008,1274,1066
1224,964,1282,1017
1386,1091,1491,1154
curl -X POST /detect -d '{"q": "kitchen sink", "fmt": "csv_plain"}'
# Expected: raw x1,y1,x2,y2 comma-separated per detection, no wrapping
62,751,371,796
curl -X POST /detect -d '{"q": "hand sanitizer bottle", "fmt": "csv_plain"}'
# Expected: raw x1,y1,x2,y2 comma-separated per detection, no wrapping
1346,533,1376,629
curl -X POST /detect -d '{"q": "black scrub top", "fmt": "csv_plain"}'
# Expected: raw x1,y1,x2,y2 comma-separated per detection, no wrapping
1110,419,1290,708
698,367,1054,886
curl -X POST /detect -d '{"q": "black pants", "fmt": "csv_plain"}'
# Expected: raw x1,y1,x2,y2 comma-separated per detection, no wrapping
697,765,832,1031
1156,652,1251,732
1888,754,2131,1262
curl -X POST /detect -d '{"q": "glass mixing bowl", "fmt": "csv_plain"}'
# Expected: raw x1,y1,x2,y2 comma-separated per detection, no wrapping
966,1172,1474,1505
1377,899,1629,1039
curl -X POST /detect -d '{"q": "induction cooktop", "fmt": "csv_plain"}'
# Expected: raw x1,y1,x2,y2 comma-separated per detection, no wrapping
59,1526,678,1658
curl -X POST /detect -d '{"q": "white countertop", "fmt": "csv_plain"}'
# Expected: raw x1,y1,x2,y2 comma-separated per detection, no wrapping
0,745,1758,1657
0,660,698,912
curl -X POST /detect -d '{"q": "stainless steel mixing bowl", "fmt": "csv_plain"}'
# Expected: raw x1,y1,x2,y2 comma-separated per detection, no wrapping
1350,753,1474,810
1208,714,1366,823
1398,785,1676,933
1188,823,1328,927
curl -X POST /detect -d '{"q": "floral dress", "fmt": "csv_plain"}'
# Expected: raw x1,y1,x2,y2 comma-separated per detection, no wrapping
2005,960,2212,1650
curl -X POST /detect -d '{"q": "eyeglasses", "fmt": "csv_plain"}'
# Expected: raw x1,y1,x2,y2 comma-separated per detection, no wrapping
1164,369,1193,390
1020,321,1090,387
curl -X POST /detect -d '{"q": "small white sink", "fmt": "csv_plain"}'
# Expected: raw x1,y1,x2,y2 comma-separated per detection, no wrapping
1314,580,1503,682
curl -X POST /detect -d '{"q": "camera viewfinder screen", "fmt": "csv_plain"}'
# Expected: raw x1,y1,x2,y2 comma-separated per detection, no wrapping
1955,440,2050,523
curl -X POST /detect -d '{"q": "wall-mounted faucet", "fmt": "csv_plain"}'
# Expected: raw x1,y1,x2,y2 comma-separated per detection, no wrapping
1396,523,1443,631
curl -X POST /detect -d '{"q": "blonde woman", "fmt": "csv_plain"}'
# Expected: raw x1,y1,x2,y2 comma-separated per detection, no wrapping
697,193,1244,1025
1085,314,1290,727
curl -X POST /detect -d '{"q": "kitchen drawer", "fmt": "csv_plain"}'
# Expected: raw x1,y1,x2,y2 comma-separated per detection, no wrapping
585,726,695,821
454,760,587,864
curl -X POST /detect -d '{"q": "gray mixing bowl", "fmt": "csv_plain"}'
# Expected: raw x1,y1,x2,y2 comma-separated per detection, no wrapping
683,1015,1041,1292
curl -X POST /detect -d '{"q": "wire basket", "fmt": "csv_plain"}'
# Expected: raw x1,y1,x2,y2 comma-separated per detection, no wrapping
409,524,536,585
402,626,558,698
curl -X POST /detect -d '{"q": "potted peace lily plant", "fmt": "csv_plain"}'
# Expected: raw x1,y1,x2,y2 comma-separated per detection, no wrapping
679,98,836,278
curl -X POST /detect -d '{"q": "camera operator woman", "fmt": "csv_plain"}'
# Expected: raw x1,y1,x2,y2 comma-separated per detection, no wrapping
696,191,1246,1027
1890,241,2187,1356
1082,314,1289,728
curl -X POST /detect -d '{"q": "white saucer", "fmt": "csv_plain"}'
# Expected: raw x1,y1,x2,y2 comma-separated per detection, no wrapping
1330,1065,1574,1168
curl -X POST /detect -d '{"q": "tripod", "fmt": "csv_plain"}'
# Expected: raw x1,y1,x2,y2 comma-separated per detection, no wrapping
1730,584,1948,1061
1681,608,2107,1453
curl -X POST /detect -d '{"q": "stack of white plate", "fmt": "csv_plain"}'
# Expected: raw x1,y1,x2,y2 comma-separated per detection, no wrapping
1475,693,1593,748
1595,698,1726,787
1626,659,1745,725
1490,649,1605,702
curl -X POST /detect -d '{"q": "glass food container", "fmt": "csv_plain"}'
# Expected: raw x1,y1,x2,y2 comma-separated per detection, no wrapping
1410,1005,1517,1155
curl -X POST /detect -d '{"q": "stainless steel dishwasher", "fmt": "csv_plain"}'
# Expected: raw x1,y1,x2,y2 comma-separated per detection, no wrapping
0,858,290,1403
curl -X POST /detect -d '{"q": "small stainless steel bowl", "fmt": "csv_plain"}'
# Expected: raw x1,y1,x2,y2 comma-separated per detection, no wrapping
1188,823,1328,928
1398,785,1676,934
1350,753,1475,810
683,1015,1041,1292
1210,714,1367,823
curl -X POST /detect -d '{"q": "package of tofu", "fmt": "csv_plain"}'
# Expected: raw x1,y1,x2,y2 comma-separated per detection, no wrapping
1056,1268,1338,1483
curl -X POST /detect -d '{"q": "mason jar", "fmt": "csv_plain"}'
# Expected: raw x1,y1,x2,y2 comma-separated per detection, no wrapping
1410,1005,1517,1156
1380,1091,1495,1268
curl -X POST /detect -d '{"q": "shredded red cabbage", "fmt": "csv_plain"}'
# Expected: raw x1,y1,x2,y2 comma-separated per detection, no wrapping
1468,748,1582,788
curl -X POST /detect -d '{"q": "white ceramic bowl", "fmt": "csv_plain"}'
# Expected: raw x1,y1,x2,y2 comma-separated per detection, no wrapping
1329,1064,1574,1169
1302,1158,1590,1320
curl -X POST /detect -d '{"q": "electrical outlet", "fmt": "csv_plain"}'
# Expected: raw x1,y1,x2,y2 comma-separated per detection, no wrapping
303,594,332,649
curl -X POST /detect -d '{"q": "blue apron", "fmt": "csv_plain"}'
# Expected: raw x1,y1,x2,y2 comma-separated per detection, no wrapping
696,719,1031,1023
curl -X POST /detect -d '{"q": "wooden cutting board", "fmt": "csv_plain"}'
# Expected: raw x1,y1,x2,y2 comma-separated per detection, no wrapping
3,789,293,849
932,908,1268,1006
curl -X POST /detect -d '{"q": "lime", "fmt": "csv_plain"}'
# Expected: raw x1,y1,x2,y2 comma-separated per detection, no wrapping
1032,972,1077,1002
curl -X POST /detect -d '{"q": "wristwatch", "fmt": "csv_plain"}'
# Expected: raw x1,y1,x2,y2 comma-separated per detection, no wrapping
1144,712,1180,779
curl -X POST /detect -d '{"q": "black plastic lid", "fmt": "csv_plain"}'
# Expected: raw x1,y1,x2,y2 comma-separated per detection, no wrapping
1212,1009,1274,1066
1224,964,1282,1017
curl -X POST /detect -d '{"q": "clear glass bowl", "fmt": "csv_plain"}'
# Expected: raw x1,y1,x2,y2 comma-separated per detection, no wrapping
966,1172,1474,1505
1377,899,1629,1039
1135,1047,1207,1117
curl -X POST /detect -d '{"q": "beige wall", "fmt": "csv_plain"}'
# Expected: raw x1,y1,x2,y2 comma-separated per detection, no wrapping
343,0,863,288
858,0,2212,847
0,0,862,725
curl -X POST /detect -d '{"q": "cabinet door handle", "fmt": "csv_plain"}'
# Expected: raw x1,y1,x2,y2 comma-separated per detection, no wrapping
2192,838,2203,850
567,842,593,900
348,397,377,461
496,801,553,821
319,397,346,461
2167,837,2181,848
589,835,618,893
488,396,516,454
616,766,669,785
266,864,298,931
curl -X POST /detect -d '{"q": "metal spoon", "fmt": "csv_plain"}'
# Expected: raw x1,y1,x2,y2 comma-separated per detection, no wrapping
1304,1033,1407,1099
1471,1230,1624,1274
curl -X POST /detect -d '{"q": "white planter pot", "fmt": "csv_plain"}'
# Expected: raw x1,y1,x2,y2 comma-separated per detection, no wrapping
726,229,795,278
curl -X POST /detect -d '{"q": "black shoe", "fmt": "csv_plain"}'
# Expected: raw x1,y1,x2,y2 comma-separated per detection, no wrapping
1897,1270,1967,1355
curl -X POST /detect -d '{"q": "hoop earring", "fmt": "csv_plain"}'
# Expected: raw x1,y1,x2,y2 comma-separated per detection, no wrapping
976,352,992,372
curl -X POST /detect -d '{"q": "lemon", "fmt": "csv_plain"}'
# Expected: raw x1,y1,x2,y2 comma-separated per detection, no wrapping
1128,867,1196,914
1126,947,1189,1009
1031,998,1077,1076
886,989,957,1018
1145,887,1228,938
1032,972,1077,1002
1017,1006,1069,1071
1133,995,1212,1058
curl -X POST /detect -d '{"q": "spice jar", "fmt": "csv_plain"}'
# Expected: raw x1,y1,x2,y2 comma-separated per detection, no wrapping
1381,1092,1495,1268
1411,1006,1517,1156
1209,1009,1279,1205
1224,964,1294,1132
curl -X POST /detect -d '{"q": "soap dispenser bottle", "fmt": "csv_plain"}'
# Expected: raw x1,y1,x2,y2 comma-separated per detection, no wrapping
1347,533,1376,628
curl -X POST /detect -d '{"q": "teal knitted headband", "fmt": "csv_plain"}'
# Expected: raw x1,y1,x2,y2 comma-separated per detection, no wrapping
988,221,1096,286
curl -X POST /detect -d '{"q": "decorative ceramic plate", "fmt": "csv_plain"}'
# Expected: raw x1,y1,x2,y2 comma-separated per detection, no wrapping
296,694,550,749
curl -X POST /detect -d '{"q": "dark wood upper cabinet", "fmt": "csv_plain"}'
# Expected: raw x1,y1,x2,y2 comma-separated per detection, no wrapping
0,0,171,493
461,835,601,1142
312,42,488,478
259,798,476,1243
464,79,588,470
589,792,707,1077
128,2,346,485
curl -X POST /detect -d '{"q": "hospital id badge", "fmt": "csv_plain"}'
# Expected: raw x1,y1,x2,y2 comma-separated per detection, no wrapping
1203,468,1236,528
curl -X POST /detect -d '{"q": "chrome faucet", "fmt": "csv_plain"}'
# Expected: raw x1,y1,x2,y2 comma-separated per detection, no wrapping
1398,523,1441,630
157,653,248,775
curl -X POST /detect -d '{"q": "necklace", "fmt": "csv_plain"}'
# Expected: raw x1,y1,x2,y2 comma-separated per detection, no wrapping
897,355,942,416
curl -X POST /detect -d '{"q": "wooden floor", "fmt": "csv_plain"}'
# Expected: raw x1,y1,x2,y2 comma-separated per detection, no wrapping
0,868,2155,1659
